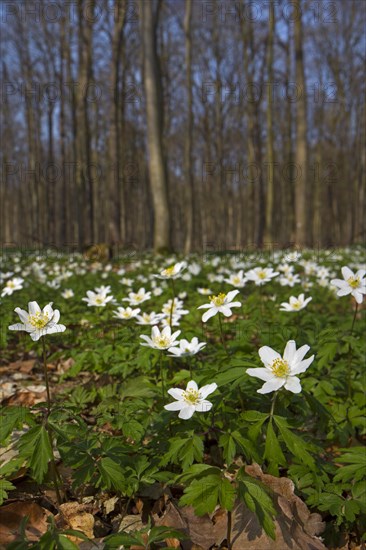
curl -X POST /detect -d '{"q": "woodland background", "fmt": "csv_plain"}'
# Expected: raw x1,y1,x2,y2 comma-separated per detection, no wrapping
0,0,365,253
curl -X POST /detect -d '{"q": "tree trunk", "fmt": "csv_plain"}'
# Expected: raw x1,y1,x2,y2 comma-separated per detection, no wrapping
139,0,171,252
293,0,308,246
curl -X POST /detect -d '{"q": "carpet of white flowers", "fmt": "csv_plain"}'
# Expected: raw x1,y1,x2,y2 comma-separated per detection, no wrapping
0,247,365,549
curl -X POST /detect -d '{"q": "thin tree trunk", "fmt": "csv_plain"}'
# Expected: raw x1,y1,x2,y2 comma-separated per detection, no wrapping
139,0,171,252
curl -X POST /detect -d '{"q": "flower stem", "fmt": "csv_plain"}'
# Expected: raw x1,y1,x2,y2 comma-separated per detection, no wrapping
350,301,359,335
269,391,278,420
159,351,165,401
346,301,359,398
41,338,62,505
218,314,229,355
42,337,51,415
169,280,176,327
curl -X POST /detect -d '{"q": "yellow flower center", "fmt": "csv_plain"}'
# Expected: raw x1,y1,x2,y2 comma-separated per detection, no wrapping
134,295,143,302
347,276,360,289
182,388,200,405
209,293,226,306
154,336,170,348
258,271,266,279
7,281,15,288
271,358,290,378
233,277,241,285
95,297,104,304
28,312,49,329
292,301,301,309
162,265,175,277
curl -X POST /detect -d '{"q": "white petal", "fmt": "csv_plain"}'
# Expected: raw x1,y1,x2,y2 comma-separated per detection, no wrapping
164,402,184,411
14,308,29,323
226,290,240,302
291,355,314,374
199,383,217,399
258,346,281,367
178,405,195,419
43,324,66,335
355,269,366,279
167,388,185,400
257,378,285,394
283,340,297,362
195,400,213,412
202,308,217,322
284,376,302,393
220,305,233,317
353,291,364,304
186,380,198,392
337,287,351,296
293,344,310,364
8,323,27,331
28,301,41,315
30,331,41,341
341,266,354,280
51,309,60,324
246,368,274,381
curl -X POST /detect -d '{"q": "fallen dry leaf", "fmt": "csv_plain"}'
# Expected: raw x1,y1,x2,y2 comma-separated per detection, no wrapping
154,464,326,550
57,502,94,541
0,501,50,544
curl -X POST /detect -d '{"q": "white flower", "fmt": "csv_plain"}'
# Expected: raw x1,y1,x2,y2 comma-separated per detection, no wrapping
160,315,182,327
280,294,312,312
197,290,241,322
61,289,74,299
120,277,134,286
283,251,301,263
197,287,213,295
331,266,366,304
279,273,301,287
140,325,181,350
123,287,151,306
246,340,314,394
135,311,165,325
1,277,24,297
82,290,113,307
153,287,164,296
8,301,66,341
155,261,187,280
95,285,112,294
168,337,206,357
245,267,279,286
164,380,217,419
113,306,141,320
223,270,247,288
161,298,189,317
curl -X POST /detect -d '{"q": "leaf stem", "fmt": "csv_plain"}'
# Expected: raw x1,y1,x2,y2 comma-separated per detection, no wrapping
227,510,232,550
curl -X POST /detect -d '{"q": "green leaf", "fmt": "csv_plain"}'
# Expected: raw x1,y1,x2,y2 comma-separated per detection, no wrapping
148,526,188,544
97,457,126,493
274,417,315,468
264,420,286,472
103,532,143,549
0,479,15,505
237,472,276,540
219,433,236,465
0,406,35,443
161,433,204,470
18,426,53,483
179,474,235,515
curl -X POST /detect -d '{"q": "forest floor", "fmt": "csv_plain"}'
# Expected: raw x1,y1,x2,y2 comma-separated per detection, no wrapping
0,247,365,550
